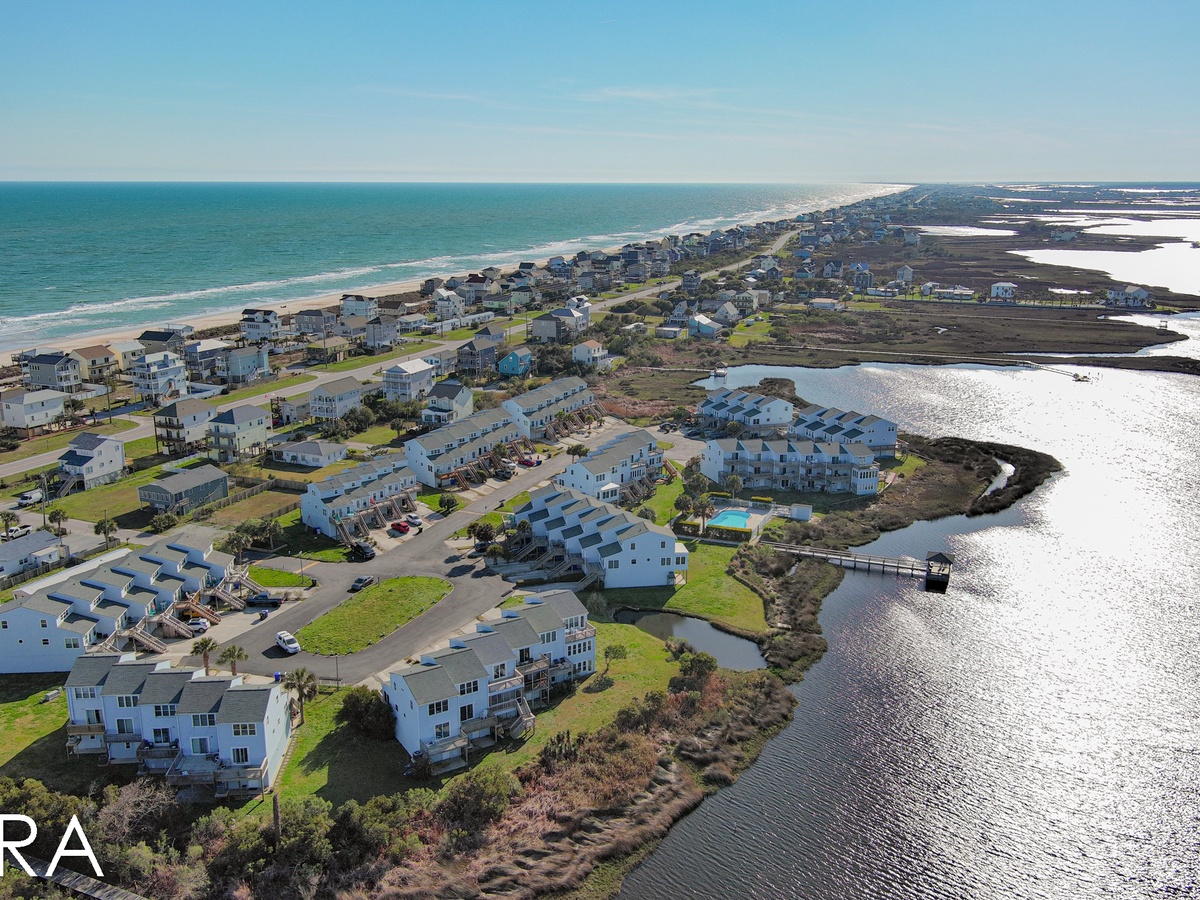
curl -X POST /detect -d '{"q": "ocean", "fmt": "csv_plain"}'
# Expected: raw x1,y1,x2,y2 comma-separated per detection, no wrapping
0,182,907,353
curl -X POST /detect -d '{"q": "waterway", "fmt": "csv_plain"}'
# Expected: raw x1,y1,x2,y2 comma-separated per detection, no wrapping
620,357,1200,899
614,609,765,671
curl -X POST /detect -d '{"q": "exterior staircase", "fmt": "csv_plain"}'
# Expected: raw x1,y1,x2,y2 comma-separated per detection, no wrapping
575,562,603,591
175,598,221,624
208,586,245,610
543,554,585,580
511,537,547,562
154,611,193,639
509,695,536,739
56,473,82,499
124,618,168,653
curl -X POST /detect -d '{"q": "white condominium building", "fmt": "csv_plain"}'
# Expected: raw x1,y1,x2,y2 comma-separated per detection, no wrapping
500,376,596,439
700,437,879,495
555,429,663,503
404,407,520,488
789,404,899,457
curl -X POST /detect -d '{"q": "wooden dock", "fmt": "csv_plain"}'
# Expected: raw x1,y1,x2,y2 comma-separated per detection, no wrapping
761,543,954,591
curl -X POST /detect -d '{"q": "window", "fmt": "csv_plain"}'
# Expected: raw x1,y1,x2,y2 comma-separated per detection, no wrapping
40,619,48,628
152,728,171,745
42,639,50,646
232,723,257,736
74,687,98,700
676,556,686,566
154,704,176,718
607,560,619,570
538,631,557,644
64,638,81,649
661,557,669,566
117,695,138,708
116,718,135,734
458,681,478,696
190,737,209,755
493,664,505,679
460,704,474,722
232,747,250,765
191,713,216,727
434,722,451,740
0,621,6,629
427,699,449,716
661,541,666,549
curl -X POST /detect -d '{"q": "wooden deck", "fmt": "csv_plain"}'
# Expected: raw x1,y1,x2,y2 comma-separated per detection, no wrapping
762,542,954,588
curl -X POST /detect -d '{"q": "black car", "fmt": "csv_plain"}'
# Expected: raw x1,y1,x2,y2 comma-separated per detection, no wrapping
351,541,376,560
494,468,512,480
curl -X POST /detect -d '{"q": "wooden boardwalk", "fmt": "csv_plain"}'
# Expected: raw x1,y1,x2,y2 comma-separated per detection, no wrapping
761,542,928,578
26,856,151,900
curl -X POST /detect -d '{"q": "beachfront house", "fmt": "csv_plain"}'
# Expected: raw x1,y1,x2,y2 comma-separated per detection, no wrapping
207,405,269,462
501,376,596,440
217,346,271,385
62,654,293,795
239,309,285,343
404,408,520,488
75,345,119,382
153,398,219,457
138,464,230,514
0,528,230,674
340,294,379,320
110,340,146,372
383,359,435,402
25,351,85,394
293,308,337,337
58,432,126,491
271,439,347,469
498,346,533,378
0,389,67,436
130,351,188,404
383,590,596,769
182,339,233,381
422,380,474,426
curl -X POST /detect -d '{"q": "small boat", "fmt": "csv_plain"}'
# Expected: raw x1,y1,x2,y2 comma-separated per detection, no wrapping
1073,373,1091,383
712,364,728,378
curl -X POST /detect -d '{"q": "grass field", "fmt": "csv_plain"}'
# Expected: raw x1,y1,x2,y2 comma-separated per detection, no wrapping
221,374,315,404
273,509,351,562
451,491,530,538
296,576,452,655
320,342,438,374
640,477,684,526
54,462,169,526
601,541,768,634
225,456,358,483
0,674,128,795
0,419,139,468
727,319,774,347
247,564,314,588
205,489,299,527
349,423,402,447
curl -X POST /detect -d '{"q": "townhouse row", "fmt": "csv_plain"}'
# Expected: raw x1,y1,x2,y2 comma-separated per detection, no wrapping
384,590,596,769
300,453,417,538
65,653,291,795
555,429,663,503
513,485,689,589
0,527,230,673
700,437,880,496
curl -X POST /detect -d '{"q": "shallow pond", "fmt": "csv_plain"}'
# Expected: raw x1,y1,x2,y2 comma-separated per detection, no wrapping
614,609,765,671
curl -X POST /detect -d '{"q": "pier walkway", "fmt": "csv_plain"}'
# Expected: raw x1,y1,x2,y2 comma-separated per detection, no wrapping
761,542,929,577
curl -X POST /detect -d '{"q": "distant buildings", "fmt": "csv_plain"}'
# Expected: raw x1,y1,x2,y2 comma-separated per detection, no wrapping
1106,285,1152,307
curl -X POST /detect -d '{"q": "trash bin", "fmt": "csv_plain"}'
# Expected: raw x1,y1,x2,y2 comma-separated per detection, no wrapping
274,672,282,683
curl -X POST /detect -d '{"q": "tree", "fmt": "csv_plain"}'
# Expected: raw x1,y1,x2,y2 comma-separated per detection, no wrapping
635,506,656,521
722,473,743,499
438,493,460,516
94,517,118,548
218,644,249,677
673,493,694,518
0,509,18,535
48,507,68,535
224,530,252,563
336,686,395,740
283,668,319,725
694,494,716,532
149,512,179,534
603,644,628,674
567,443,589,461
192,637,220,676
257,518,284,551
469,521,496,545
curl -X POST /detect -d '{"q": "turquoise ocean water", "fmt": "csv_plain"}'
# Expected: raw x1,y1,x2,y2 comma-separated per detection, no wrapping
0,182,907,353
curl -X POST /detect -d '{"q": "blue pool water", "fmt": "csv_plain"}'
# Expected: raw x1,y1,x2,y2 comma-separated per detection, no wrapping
708,509,751,528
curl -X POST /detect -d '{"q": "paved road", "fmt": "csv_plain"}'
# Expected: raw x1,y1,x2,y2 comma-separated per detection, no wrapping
195,418,637,685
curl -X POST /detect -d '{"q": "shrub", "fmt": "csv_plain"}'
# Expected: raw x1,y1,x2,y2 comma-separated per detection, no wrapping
437,770,519,833
336,686,396,740
148,512,180,533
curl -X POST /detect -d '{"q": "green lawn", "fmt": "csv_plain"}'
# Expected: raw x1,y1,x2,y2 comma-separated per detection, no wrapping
205,489,298,527
350,423,402,446
451,491,530,538
320,342,439,374
727,319,774,347
640,477,684,526
474,622,680,774
55,463,171,526
601,541,768,634
225,456,359,483
122,434,161,462
248,564,314,588
245,689,415,810
221,374,316,404
296,576,452,655
0,419,138,468
0,674,129,795
273,508,351,562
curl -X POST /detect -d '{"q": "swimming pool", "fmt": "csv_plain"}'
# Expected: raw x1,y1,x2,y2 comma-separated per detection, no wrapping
708,508,751,528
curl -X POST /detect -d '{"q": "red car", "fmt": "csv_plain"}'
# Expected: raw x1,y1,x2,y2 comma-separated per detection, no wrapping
389,521,411,534
519,457,541,467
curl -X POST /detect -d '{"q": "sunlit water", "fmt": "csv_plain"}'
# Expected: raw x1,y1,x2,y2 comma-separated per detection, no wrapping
620,360,1200,900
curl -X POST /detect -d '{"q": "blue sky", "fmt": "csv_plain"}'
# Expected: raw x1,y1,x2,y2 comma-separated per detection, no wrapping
2,0,1197,182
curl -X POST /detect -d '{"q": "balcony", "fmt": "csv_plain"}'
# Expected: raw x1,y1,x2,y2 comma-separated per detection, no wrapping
516,655,550,677
565,624,596,643
488,673,524,694
104,730,140,744
66,722,105,737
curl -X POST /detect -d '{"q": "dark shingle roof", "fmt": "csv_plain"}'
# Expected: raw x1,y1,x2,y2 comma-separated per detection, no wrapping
100,662,162,696
215,685,275,724
177,677,235,715
64,654,126,688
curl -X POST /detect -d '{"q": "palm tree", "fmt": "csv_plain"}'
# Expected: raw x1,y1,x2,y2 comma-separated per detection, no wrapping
224,531,252,563
218,644,249,677
0,510,18,536
192,637,220,675
722,473,743,500
673,493,694,519
94,517,118,548
283,668,318,725
257,518,284,551
48,508,68,535
694,494,716,533
567,443,589,461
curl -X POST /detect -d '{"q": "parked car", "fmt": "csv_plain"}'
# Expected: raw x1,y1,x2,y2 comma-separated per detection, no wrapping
404,513,422,527
518,457,541,467
350,575,378,592
275,631,300,654
503,459,519,469
494,469,512,481
351,541,376,560
389,520,410,534
246,592,282,608
3,525,32,541
188,618,210,635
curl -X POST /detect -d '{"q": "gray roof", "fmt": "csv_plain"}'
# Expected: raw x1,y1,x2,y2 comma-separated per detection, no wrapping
396,664,457,705
0,529,60,565
215,684,276,724
177,677,236,715
428,381,469,400
100,661,163,696
490,616,539,650
211,405,265,426
166,525,223,554
139,668,199,705
64,654,127,688
145,464,228,496
313,376,362,398
530,589,588,622
155,398,216,419
60,613,99,634
460,631,518,668
275,439,342,457
512,603,564,635
69,432,120,451
429,646,490,686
